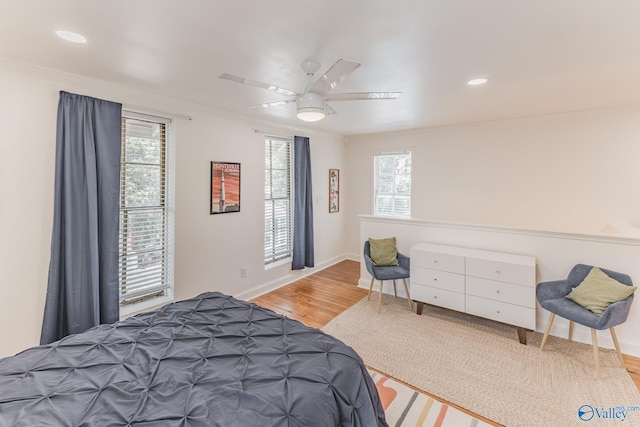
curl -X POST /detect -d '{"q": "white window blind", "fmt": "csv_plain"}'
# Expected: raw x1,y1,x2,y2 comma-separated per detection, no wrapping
374,151,412,218
119,115,171,305
264,137,293,265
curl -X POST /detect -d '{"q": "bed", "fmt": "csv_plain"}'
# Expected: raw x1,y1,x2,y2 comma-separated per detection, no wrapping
0,292,387,426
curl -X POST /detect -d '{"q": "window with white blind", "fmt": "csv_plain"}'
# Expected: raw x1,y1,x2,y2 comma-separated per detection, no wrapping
374,151,412,218
119,113,174,308
264,137,293,266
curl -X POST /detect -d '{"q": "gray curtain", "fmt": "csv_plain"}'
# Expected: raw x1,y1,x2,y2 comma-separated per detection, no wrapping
40,91,123,345
292,136,315,270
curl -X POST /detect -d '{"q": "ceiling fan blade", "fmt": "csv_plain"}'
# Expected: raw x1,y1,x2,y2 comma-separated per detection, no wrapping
219,73,298,97
250,99,296,109
310,59,360,95
325,92,401,101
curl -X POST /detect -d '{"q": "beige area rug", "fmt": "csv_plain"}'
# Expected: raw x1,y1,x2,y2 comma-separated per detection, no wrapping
322,295,640,427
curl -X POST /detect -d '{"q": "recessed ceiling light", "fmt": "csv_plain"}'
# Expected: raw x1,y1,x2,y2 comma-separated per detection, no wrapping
56,30,87,43
468,78,489,86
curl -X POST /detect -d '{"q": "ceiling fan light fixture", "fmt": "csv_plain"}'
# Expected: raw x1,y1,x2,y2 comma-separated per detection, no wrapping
296,92,325,122
297,108,325,122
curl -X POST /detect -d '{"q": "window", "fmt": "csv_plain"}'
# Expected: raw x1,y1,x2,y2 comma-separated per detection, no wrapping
119,113,174,309
264,137,293,265
374,151,412,217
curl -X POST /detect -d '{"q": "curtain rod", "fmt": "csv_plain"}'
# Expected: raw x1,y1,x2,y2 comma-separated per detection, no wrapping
123,106,192,121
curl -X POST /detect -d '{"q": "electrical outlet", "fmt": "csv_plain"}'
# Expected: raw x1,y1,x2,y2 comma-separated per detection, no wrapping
240,267,248,278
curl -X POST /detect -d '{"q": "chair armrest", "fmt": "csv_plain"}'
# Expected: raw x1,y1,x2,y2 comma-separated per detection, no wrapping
397,252,410,270
363,253,375,277
536,279,574,303
596,294,635,329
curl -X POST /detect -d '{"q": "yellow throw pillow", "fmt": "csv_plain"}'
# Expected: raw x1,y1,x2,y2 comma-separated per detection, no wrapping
566,267,636,316
368,237,399,266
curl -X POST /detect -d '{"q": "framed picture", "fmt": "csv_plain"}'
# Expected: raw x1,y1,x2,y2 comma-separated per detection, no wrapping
329,169,339,213
210,161,241,214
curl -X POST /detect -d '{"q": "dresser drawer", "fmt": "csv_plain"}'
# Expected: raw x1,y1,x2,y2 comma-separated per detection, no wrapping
465,295,535,329
466,276,534,308
411,267,465,293
411,249,465,274
412,285,465,313
465,257,534,286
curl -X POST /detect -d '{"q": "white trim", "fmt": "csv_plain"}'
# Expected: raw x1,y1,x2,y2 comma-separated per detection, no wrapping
118,113,175,310
263,136,295,266
119,295,173,319
372,152,412,218
345,252,361,261
358,215,640,246
265,257,292,270
237,254,348,301
165,113,176,309
123,106,191,122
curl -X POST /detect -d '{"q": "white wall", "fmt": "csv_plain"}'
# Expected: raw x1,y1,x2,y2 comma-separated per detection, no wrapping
345,108,640,357
345,107,640,257
0,59,347,358
174,110,348,302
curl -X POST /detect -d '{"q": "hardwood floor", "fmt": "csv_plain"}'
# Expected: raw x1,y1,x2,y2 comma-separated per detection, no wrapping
252,260,367,329
624,354,640,387
252,259,640,397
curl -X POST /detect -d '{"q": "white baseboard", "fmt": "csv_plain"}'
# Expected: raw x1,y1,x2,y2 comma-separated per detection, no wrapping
345,252,361,261
235,254,350,301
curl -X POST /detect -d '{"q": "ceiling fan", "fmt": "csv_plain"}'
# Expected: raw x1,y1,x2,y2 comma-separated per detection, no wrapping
219,59,401,122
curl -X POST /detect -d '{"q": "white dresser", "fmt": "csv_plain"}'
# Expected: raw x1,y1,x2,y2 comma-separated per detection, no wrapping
410,242,536,344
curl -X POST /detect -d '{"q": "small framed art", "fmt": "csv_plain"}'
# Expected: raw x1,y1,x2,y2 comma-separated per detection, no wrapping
210,161,241,214
329,169,339,213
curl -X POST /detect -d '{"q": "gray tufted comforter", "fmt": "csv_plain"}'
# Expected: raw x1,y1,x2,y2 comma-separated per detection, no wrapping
0,292,387,426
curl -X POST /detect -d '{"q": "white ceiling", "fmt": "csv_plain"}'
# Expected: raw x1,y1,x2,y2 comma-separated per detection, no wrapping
2,1,640,136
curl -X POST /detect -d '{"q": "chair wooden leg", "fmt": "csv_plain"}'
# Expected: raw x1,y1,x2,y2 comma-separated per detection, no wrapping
368,277,374,301
568,321,574,342
378,280,383,313
393,280,398,297
610,327,625,366
591,328,600,378
540,313,555,350
402,278,413,311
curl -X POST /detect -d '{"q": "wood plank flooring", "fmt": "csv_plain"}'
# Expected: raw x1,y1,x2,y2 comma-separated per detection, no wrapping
252,260,367,329
624,354,640,386
251,259,640,399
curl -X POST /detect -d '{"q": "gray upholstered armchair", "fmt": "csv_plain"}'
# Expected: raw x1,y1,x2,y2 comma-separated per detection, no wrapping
363,240,413,312
536,264,635,376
